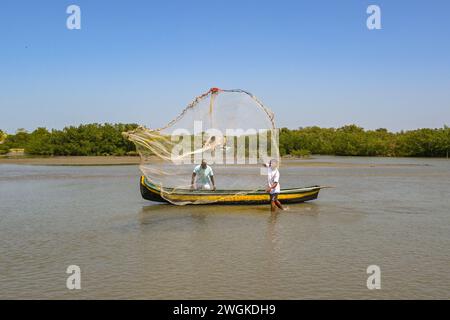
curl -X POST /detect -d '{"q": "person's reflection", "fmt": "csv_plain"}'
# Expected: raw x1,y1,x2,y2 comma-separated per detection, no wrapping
190,212,207,225
265,210,281,278
138,204,209,227
267,210,280,246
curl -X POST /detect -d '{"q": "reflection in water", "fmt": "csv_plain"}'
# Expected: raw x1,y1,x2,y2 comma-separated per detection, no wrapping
138,203,322,229
267,211,280,266
139,203,274,225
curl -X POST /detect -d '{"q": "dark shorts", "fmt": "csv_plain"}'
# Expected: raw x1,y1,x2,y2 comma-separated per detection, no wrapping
270,193,279,202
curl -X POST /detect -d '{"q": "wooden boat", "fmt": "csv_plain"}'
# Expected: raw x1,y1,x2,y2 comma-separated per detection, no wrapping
140,176,323,205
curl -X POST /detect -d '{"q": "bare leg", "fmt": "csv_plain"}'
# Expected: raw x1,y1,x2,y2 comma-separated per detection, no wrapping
275,200,284,210
271,201,277,212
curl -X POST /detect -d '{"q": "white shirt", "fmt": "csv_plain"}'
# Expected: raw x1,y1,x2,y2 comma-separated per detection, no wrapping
193,165,214,186
267,166,280,194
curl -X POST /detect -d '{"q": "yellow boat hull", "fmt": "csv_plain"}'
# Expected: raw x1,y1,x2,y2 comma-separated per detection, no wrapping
140,176,322,205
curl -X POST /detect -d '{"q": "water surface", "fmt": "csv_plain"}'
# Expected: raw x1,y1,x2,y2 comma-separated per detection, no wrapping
0,157,449,299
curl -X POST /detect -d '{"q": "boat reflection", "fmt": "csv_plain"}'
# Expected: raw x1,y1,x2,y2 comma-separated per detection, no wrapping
138,202,320,235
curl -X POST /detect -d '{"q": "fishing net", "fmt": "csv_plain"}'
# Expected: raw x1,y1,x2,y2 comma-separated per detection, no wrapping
124,88,279,205
0,132,6,144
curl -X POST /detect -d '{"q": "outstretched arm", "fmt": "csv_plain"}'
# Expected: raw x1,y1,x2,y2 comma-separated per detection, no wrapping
210,176,216,191
191,172,196,189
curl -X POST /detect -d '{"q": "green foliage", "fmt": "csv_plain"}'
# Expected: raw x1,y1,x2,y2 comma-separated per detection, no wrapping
1,123,449,158
0,129,7,154
0,123,138,156
290,149,311,158
279,125,450,157
0,129,6,143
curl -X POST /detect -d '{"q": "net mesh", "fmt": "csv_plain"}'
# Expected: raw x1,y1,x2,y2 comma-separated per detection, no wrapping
124,88,279,205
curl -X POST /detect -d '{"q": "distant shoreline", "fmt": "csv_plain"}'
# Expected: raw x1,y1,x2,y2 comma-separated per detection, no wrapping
0,155,437,167
0,156,141,166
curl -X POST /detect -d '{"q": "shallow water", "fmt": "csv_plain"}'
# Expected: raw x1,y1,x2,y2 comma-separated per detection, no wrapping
0,157,449,299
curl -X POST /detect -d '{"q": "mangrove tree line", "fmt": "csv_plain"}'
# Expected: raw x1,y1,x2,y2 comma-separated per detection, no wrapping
1,123,449,157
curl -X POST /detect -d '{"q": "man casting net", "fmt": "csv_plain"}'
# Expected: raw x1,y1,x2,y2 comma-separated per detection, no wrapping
124,88,279,205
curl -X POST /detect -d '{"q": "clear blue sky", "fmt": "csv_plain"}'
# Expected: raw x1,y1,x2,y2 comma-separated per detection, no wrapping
1,0,449,133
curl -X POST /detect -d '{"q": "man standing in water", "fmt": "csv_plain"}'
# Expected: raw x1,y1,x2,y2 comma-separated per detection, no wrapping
263,159,284,211
191,159,216,190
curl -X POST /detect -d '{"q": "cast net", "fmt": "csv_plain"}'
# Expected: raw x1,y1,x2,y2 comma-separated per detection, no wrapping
0,132,6,144
124,88,279,205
